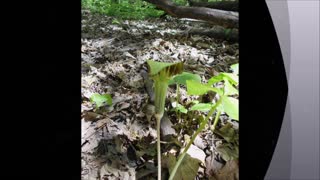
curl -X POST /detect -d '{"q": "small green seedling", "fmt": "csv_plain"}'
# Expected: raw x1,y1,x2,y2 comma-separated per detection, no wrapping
111,18,121,25
168,72,201,120
230,63,239,74
171,102,188,114
147,60,183,180
90,93,112,110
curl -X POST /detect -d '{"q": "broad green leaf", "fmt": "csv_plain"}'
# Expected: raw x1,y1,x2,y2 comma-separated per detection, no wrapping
207,74,224,85
217,103,224,112
168,78,175,85
191,100,200,104
147,60,183,77
187,80,223,96
220,96,238,121
168,72,201,86
221,73,238,85
207,73,238,86
190,103,213,112
223,77,238,96
90,93,112,108
230,63,239,74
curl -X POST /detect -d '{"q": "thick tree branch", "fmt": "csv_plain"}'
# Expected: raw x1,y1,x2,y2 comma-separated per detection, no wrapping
145,0,238,28
188,0,238,12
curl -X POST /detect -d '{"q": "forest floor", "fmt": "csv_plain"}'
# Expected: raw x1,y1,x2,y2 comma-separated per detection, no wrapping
81,9,239,180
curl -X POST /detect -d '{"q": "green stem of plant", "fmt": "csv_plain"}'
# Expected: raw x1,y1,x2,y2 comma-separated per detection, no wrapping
154,80,169,180
212,110,221,131
154,80,168,116
168,98,222,180
176,84,180,103
155,114,162,180
176,84,180,122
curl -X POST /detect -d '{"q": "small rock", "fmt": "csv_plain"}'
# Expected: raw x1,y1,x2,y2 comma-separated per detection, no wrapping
118,102,130,110
183,144,206,164
143,104,155,122
194,135,206,150
205,148,211,156
83,112,102,121
127,74,144,89
160,113,176,137
205,154,224,177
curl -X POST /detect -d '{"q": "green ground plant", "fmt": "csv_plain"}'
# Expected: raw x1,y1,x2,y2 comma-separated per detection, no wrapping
167,63,239,180
90,93,113,110
147,60,184,180
147,59,238,179
82,0,165,19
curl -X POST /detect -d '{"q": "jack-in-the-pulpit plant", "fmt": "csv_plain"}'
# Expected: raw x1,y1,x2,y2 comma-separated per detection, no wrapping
147,60,183,180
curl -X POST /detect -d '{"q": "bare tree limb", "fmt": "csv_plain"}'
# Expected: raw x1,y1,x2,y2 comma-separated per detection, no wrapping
144,0,238,28
188,0,238,12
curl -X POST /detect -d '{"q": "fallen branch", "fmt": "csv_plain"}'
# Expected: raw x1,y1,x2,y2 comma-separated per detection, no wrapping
188,0,238,12
144,0,238,28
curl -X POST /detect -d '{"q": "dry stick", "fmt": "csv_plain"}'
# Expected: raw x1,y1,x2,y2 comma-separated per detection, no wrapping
168,98,223,180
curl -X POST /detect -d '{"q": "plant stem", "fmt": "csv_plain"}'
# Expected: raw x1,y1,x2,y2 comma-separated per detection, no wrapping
211,110,221,131
156,114,162,180
176,84,181,122
154,80,169,180
154,80,168,116
168,98,222,180
176,84,180,103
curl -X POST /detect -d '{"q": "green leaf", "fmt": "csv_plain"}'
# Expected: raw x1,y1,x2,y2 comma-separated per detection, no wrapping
168,78,175,85
168,72,201,86
147,60,183,77
217,103,224,112
221,73,238,85
223,77,238,96
186,80,223,96
190,103,213,112
207,73,238,86
172,102,188,114
112,18,121,24
191,100,200,104
220,96,238,121
230,63,239,74
90,93,112,108
207,74,224,85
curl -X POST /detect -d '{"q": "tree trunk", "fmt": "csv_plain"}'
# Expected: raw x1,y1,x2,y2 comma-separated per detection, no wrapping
144,0,238,28
188,0,238,12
